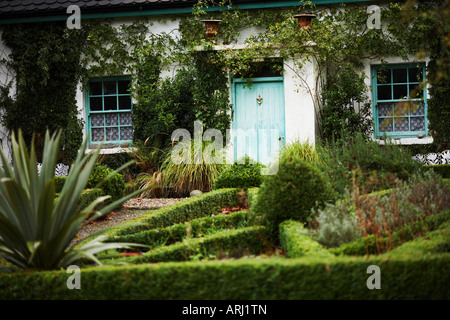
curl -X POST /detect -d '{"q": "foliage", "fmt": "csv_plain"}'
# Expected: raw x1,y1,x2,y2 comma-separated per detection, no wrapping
425,164,450,179
0,22,85,163
252,157,336,242
321,64,373,141
160,140,226,196
213,156,264,190
87,163,125,204
0,130,143,270
112,188,241,236
427,59,450,151
278,139,322,164
113,226,267,264
330,209,450,256
319,132,423,194
310,170,450,252
279,220,334,258
2,247,449,299
115,210,249,248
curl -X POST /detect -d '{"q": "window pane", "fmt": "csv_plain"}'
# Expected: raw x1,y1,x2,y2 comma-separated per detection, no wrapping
411,101,425,115
89,82,102,95
410,117,425,131
377,103,392,117
393,101,409,116
105,113,118,126
120,127,133,141
393,85,407,99
394,117,409,131
92,128,104,142
103,81,116,95
409,84,423,98
377,85,391,100
393,68,407,83
408,67,422,82
118,80,130,94
104,96,117,111
90,97,102,111
105,127,119,141
377,69,391,84
118,96,132,110
378,118,393,132
91,114,104,127
120,112,132,126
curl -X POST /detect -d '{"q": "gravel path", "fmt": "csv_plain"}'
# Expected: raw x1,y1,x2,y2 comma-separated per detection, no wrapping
70,197,186,247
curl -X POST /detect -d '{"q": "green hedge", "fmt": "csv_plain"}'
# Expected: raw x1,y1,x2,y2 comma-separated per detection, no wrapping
1,252,448,299
55,188,105,212
117,225,268,264
330,209,450,256
54,176,67,193
108,188,240,237
425,164,450,179
279,220,334,259
114,210,249,248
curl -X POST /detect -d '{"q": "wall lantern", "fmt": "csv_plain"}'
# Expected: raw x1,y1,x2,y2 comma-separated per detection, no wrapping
201,19,223,39
293,14,316,29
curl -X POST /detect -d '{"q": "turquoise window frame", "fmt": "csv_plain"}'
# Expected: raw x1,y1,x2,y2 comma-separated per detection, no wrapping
85,76,133,146
371,63,427,139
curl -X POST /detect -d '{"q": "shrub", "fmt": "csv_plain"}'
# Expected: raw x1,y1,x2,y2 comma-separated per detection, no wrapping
120,226,268,264
160,140,225,196
0,130,143,270
278,139,322,164
213,156,264,189
252,157,336,242
319,132,423,194
54,176,67,193
425,164,450,179
279,220,334,258
87,163,125,203
311,170,450,251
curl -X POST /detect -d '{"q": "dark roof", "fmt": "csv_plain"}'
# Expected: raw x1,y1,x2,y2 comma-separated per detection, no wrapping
0,0,197,20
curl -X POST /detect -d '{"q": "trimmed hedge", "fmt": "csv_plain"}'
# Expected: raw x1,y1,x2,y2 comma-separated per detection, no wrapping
279,220,334,259
1,253,448,299
118,225,268,264
54,176,67,193
55,188,105,212
87,163,125,203
330,209,450,256
108,188,241,237
213,158,264,189
425,164,450,179
114,210,249,248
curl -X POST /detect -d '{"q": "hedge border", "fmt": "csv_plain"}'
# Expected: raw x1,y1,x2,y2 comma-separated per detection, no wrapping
114,210,250,248
1,252,448,299
279,220,334,259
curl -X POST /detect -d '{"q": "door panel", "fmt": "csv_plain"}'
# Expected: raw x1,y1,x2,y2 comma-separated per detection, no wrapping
234,80,285,165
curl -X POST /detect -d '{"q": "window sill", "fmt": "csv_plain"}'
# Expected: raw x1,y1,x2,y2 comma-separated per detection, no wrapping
85,146,136,154
375,136,433,145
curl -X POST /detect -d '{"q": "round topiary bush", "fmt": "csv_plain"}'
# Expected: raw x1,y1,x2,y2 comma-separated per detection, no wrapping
87,163,125,204
213,156,264,190
252,157,336,242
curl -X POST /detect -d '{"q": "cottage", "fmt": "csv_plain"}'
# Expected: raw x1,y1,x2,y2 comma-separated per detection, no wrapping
0,0,438,166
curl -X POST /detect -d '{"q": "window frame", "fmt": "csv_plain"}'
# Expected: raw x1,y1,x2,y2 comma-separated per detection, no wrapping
85,76,133,146
371,63,427,139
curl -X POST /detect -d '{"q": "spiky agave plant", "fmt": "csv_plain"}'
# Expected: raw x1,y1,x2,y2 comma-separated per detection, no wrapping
0,130,146,270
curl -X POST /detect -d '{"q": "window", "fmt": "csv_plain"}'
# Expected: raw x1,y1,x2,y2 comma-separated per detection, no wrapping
86,78,133,145
372,64,427,138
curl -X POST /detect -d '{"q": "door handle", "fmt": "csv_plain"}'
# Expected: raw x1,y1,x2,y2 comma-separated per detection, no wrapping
278,136,285,141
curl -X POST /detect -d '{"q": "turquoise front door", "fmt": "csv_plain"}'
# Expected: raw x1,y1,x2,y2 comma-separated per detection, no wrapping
233,77,285,165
